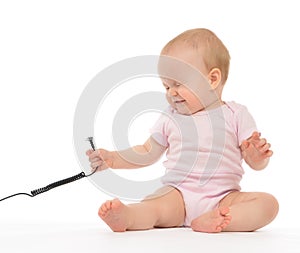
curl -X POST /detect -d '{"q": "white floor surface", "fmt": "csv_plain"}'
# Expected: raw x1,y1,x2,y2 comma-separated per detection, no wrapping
0,223,299,253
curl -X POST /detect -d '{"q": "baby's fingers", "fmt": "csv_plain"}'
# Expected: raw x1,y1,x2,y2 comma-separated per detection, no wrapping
91,160,104,170
86,149,94,156
260,149,273,159
254,138,273,155
259,142,271,153
250,131,261,140
240,140,250,151
89,156,102,163
266,150,273,157
87,149,103,160
257,138,267,147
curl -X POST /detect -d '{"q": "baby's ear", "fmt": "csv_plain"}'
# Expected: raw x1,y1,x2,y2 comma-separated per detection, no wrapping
208,68,222,89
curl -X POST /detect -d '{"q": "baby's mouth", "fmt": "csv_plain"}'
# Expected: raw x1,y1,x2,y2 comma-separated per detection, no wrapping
174,100,185,104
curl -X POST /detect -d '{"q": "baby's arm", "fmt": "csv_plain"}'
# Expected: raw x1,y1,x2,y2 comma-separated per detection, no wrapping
240,131,273,171
86,137,167,171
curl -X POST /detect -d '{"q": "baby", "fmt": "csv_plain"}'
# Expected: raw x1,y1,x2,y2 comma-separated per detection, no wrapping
86,28,279,233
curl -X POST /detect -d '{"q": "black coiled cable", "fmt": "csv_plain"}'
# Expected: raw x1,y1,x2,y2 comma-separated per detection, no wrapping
0,137,97,202
30,172,86,197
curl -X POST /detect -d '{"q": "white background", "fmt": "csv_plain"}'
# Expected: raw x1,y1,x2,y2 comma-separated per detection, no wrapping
0,0,299,230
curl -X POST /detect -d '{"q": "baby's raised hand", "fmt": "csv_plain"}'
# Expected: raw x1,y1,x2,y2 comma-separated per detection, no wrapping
240,131,273,170
86,149,113,172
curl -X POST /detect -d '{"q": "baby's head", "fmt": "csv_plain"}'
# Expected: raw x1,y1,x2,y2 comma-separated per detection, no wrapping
159,28,230,114
161,28,230,86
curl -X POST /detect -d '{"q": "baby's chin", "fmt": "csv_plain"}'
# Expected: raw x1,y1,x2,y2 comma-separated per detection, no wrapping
170,104,203,115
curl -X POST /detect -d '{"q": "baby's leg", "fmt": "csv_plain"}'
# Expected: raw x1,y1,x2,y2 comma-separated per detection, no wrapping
98,186,185,232
217,191,279,232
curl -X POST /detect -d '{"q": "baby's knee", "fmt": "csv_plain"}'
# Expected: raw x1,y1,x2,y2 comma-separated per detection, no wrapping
258,193,279,220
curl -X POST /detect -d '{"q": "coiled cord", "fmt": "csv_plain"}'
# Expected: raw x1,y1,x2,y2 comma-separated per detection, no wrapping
30,172,86,197
0,137,97,202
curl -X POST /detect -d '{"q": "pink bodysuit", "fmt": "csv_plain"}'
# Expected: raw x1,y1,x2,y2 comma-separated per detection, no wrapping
150,101,257,226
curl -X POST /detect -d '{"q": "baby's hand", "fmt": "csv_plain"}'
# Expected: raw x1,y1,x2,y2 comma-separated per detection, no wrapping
240,131,273,170
86,149,113,172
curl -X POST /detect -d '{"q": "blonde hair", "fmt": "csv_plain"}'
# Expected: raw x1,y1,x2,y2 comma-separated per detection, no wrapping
161,28,230,84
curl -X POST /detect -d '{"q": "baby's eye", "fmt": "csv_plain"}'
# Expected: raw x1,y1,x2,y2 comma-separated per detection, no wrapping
163,83,170,90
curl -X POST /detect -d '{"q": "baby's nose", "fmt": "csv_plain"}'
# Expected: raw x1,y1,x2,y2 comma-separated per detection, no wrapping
167,87,178,97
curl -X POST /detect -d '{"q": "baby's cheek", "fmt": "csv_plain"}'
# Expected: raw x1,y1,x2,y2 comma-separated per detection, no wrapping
166,96,175,107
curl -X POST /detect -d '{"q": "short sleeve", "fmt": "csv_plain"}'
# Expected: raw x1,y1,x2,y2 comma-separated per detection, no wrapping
234,104,258,146
149,109,170,147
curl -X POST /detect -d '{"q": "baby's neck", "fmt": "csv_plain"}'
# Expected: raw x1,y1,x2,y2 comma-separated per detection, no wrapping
187,99,224,115
202,99,225,112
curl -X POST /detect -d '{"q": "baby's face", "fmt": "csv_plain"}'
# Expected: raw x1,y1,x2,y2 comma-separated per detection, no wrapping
162,78,204,115
159,44,215,115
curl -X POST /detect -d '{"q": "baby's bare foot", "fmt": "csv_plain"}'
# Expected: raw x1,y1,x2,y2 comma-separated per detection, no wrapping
191,207,231,233
98,199,131,232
